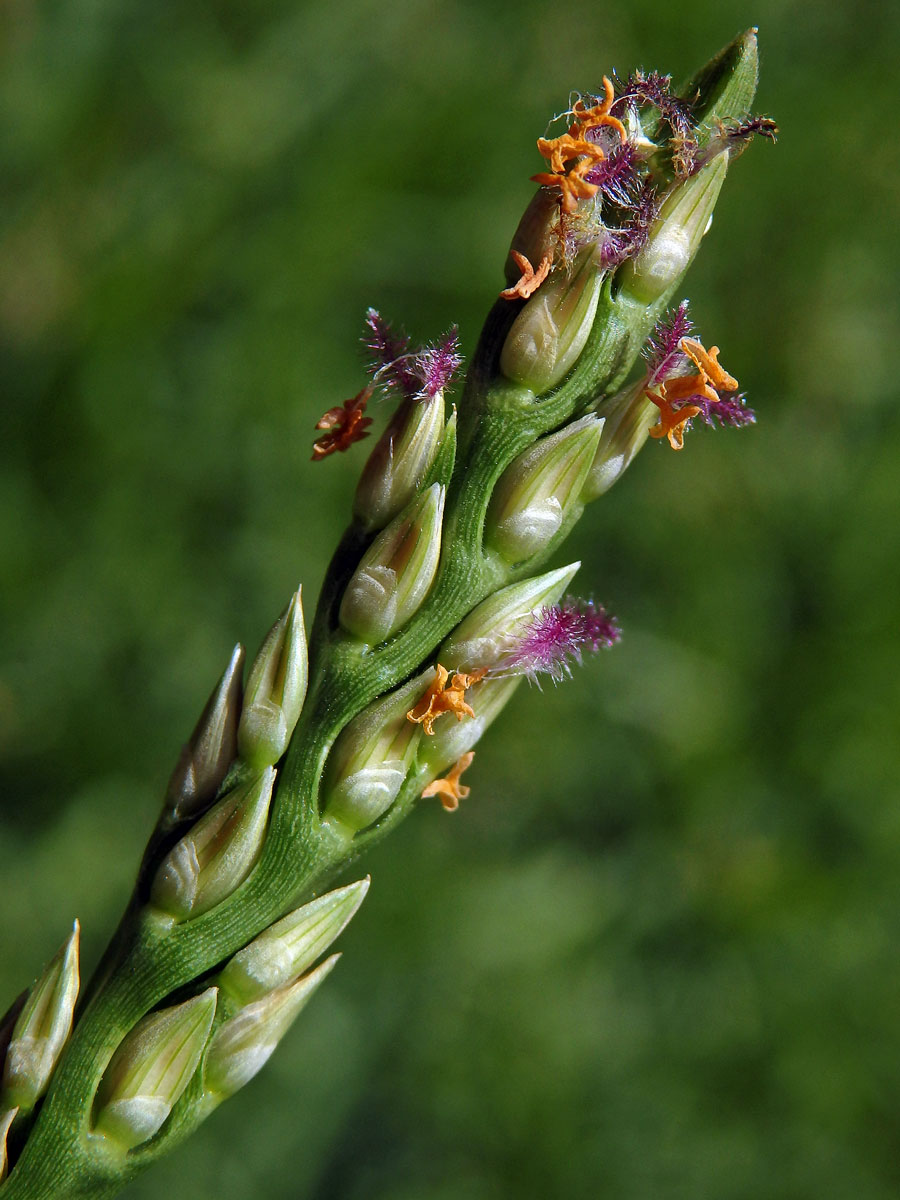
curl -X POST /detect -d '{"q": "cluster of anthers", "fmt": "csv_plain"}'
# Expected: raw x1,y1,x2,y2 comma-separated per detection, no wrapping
532,76,628,216
501,76,632,302
406,665,489,737
500,72,775,304
405,666,487,810
406,597,620,810
641,301,756,450
646,337,739,450
311,388,373,461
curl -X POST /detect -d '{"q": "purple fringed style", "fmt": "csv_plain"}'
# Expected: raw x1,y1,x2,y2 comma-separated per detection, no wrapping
583,142,642,207
612,70,698,174
417,327,462,399
685,115,778,176
640,305,757,439
364,307,409,368
599,181,659,269
694,394,757,428
614,71,695,139
643,301,693,385
496,597,621,684
727,115,778,148
364,309,462,401
364,308,418,394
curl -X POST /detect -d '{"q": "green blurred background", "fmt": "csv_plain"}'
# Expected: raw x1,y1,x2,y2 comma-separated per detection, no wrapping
2,0,899,1196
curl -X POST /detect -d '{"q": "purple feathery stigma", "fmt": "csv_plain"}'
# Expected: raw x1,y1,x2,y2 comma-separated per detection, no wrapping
684,116,778,177
643,301,694,385
497,597,621,683
614,70,698,174
363,309,419,396
364,308,410,370
363,310,462,401
623,180,658,250
597,181,659,270
417,327,462,399
626,71,695,142
598,228,632,270
727,115,779,147
694,393,758,429
583,142,641,207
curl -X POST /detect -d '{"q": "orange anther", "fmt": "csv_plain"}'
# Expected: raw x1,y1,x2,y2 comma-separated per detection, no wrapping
312,387,373,460
406,665,488,736
644,334,740,450
532,169,601,214
662,374,717,406
645,387,701,451
679,337,739,392
421,751,475,811
569,77,627,144
536,132,605,175
500,251,553,301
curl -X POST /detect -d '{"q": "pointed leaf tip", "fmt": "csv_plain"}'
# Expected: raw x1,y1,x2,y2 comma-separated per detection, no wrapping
682,29,760,127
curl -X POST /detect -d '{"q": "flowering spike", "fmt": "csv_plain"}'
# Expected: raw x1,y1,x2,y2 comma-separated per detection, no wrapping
219,880,369,1007
238,590,308,769
339,483,445,644
493,597,621,683
94,990,218,1152
311,388,373,461
164,644,244,826
150,768,274,921
1,922,80,1115
206,957,338,1099
421,751,474,811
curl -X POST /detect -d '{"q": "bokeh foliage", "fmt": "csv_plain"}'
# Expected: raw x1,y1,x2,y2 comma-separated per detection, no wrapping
2,0,899,1196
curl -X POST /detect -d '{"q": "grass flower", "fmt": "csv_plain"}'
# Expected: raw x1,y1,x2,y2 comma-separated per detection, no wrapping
0,30,771,1200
